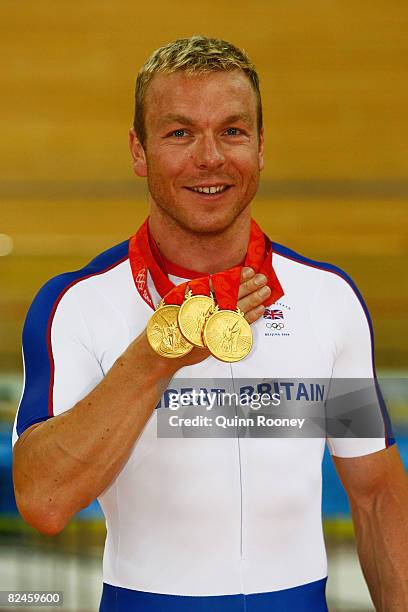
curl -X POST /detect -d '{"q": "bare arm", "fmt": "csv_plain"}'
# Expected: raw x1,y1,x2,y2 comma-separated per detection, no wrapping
13,267,268,535
334,445,408,611
13,331,180,535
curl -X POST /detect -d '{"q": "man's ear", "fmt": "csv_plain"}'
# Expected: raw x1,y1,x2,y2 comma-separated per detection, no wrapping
258,127,264,171
129,128,147,177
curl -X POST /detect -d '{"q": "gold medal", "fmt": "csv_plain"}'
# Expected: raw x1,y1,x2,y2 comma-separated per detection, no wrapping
203,308,253,362
178,290,218,347
147,302,194,358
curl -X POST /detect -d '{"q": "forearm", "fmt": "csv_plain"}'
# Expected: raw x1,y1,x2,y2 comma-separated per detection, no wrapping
13,267,267,535
350,479,408,611
13,331,177,534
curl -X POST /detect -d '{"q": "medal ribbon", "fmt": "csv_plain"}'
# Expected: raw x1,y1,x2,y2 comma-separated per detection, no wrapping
187,275,211,298
129,220,187,307
129,218,283,310
210,220,283,310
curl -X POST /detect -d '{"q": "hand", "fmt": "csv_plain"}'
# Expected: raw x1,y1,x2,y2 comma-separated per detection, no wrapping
237,266,271,323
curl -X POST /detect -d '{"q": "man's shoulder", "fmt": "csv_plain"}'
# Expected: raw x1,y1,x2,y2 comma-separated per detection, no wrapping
26,239,131,320
272,241,371,320
273,241,361,291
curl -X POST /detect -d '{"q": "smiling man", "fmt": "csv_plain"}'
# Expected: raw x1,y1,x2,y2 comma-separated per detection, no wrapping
12,36,408,611
130,64,264,271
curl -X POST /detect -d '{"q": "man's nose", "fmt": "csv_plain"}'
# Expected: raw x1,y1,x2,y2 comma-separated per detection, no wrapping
194,134,225,169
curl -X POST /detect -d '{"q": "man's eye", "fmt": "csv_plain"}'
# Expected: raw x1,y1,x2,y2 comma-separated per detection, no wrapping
171,129,187,138
225,127,241,136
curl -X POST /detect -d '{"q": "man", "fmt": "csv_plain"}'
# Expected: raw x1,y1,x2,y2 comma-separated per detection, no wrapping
12,36,408,611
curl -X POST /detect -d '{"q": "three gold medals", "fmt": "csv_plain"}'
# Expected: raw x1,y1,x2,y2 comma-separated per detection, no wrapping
147,283,253,363
135,217,282,364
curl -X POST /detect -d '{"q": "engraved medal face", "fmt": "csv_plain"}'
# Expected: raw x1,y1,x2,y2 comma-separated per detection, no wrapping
203,309,253,362
147,305,194,358
178,293,218,347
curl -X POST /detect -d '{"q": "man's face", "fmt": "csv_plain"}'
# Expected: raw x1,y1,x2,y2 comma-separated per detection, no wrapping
130,70,264,235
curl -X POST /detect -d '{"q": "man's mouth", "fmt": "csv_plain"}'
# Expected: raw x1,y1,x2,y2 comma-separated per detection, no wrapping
185,184,231,195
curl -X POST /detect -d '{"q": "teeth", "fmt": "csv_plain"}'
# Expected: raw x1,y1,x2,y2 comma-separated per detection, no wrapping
191,185,226,194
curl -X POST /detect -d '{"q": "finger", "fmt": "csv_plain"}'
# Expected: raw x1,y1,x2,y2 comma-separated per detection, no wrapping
209,267,254,294
244,304,267,324
238,284,271,314
238,273,268,300
241,267,255,281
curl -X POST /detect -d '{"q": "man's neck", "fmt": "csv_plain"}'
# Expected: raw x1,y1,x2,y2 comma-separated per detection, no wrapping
148,210,251,275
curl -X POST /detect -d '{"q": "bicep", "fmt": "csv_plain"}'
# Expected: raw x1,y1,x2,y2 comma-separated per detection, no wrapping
12,283,103,447
13,423,42,454
333,445,406,506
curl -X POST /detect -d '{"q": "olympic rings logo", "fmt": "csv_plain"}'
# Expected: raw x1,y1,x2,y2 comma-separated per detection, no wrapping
266,322,284,330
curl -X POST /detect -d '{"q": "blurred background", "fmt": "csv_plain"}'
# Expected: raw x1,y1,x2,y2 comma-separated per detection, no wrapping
1,1,407,610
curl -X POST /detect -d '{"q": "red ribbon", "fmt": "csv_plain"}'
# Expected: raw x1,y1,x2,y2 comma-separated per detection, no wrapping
211,220,283,310
129,218,284,311
187,276,211,297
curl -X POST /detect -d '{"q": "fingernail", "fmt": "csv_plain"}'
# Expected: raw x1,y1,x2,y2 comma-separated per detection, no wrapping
259,285,271,297
254,274,267,286
243,267,254,279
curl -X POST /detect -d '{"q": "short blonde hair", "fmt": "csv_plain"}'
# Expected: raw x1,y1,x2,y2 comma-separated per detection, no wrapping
133,35,262,147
